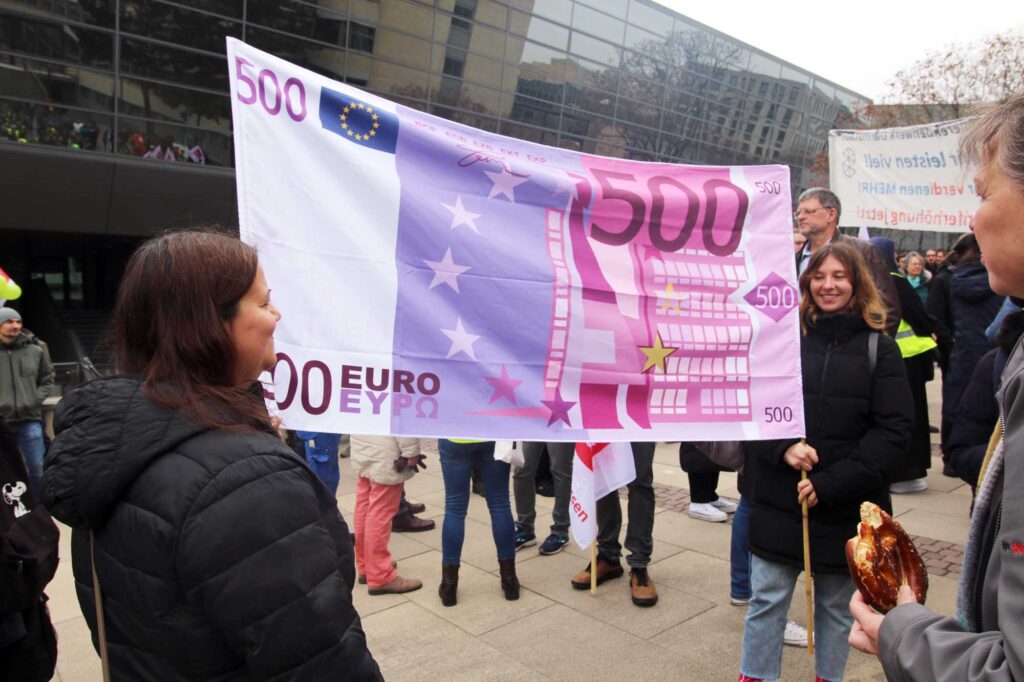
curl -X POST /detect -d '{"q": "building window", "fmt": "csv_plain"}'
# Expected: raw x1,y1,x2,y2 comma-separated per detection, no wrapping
349,22,376,53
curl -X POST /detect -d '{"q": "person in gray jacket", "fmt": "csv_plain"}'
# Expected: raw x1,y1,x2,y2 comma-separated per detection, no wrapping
0,308,54,494
849,91,1024,680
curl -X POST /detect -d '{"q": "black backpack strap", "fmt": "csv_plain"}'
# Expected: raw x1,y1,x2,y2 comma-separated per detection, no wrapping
868,332,880,376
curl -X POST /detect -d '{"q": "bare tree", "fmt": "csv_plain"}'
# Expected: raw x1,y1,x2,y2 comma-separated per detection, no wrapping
875,29,1024,125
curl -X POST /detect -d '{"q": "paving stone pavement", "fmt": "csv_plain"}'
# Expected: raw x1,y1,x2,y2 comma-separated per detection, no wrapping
45,380,970,681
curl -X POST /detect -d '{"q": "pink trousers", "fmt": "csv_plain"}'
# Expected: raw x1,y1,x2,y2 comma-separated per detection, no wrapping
353,476,403,587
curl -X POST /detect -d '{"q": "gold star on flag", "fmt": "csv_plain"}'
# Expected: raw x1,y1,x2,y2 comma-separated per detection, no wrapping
639,333,677,373
659,282,680,313
346,130,354,137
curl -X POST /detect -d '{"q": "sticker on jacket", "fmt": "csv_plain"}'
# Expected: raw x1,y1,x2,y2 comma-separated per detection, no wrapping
1003,540,1024,557
2,481,29,518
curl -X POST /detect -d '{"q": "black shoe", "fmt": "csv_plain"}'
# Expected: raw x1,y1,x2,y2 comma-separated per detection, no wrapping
392,512,436,533
943,462,958,478
535,479,555,498
405,500,426,514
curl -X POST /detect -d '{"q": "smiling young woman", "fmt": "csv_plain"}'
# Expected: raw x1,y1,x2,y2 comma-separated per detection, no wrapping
738,241,913,681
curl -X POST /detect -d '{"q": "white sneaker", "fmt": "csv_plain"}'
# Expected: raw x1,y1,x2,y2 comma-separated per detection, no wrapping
890,478,928,494
710,497,738,514
688,502,728,522
783,620,808,647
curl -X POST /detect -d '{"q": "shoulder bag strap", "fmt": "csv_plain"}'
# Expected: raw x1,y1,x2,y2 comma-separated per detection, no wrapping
868,331,879,376
90,531,112,682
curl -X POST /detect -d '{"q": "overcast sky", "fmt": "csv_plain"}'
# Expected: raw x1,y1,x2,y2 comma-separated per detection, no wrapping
654,0,1024,100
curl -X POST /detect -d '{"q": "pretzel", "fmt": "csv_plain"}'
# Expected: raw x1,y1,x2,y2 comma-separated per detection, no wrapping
846,501,928,613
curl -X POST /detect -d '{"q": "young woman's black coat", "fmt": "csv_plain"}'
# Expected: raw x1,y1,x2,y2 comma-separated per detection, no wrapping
747,313,914,574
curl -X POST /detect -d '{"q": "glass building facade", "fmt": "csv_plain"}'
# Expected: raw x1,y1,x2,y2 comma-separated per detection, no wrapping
0,0,868,190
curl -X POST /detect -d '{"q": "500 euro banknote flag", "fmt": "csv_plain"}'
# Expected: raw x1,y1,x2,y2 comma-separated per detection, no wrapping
227,39,805,442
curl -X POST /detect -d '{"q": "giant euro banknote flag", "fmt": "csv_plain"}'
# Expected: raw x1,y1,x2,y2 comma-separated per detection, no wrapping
227,39,805,442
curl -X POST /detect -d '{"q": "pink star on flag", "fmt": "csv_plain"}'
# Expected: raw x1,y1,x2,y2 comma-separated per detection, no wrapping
541,387,576,427
441,317,481,360
424,248,470,292
484,168,529,202
485,365,523,404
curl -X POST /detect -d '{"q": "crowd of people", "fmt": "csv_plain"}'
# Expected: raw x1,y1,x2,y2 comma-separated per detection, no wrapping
2,93,1023,681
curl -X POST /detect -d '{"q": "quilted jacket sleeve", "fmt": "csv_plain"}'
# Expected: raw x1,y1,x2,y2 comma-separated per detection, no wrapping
810,334,913,507
177,447,382,681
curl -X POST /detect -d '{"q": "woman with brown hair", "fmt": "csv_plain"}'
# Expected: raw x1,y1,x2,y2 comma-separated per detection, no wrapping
41,230,382,680
738,242,913,682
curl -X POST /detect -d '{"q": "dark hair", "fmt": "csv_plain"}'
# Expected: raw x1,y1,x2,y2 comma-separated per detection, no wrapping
799,242,886,333
948,232,980,265
111,229,273,432
996,310,1024,355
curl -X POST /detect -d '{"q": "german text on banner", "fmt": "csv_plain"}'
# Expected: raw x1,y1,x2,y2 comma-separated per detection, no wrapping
227,39,805,442
570,442,636,550
828,120,979,233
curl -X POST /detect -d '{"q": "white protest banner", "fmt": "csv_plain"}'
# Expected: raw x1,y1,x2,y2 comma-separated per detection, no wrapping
227,39,805,442
829,119,978,232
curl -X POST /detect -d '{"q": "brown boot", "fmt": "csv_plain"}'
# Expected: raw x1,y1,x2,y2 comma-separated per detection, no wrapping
439,564,459,607
571,557,624,590
392,511,436,533
498,558,520,601
368,575,422,595
629,567,658,607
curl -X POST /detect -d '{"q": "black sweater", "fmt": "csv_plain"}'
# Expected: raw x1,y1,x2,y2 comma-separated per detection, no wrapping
748,313,913,573
41,378,382,681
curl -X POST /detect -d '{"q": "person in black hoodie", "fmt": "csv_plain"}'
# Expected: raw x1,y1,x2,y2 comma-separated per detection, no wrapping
41,230,382,681
940,235,1003,472
738,242,913,682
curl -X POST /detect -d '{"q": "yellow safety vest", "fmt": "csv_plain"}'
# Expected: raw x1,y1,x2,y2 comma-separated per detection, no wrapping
891,272,938,358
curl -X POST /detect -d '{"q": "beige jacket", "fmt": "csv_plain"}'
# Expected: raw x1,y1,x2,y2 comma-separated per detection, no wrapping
350,435,421,486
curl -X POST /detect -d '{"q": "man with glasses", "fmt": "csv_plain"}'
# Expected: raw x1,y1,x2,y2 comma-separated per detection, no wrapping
794,188,901,335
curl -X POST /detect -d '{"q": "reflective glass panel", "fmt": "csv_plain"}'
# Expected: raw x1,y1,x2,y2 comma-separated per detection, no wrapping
510,0,571,26
120,37,226,91
0,57,114,111
627,0,672,37
117,114,233,165
509,11,568,51
572,5,624,45
1,0,115,27
0,13,115,68
121,0,241,53
119,77,230,129
0,99,113,151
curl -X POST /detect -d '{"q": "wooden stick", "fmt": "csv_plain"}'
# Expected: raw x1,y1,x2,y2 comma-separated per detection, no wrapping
801,469,815,655
590,540,598,595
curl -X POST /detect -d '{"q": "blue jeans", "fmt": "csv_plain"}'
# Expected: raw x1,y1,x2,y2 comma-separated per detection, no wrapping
11,420,44,494
741,555,855,681
730,496,752,601
438,440,515,566
295,431,341,495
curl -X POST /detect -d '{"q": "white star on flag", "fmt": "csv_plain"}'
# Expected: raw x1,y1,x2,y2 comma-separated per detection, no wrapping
443,195,481,233
484,168,529,202
424,248,471,293
549,169,580,200
441,317,481,360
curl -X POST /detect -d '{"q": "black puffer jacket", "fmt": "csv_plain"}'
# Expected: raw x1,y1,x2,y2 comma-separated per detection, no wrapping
41,378,382,681
943,260,1002,423
748,313,913,573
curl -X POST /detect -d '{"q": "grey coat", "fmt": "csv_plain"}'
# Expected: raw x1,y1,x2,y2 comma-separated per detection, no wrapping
879,338,1024,680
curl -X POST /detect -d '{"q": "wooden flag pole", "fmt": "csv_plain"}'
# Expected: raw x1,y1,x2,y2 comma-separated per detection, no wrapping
801,468,815,655
590,540,598,594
